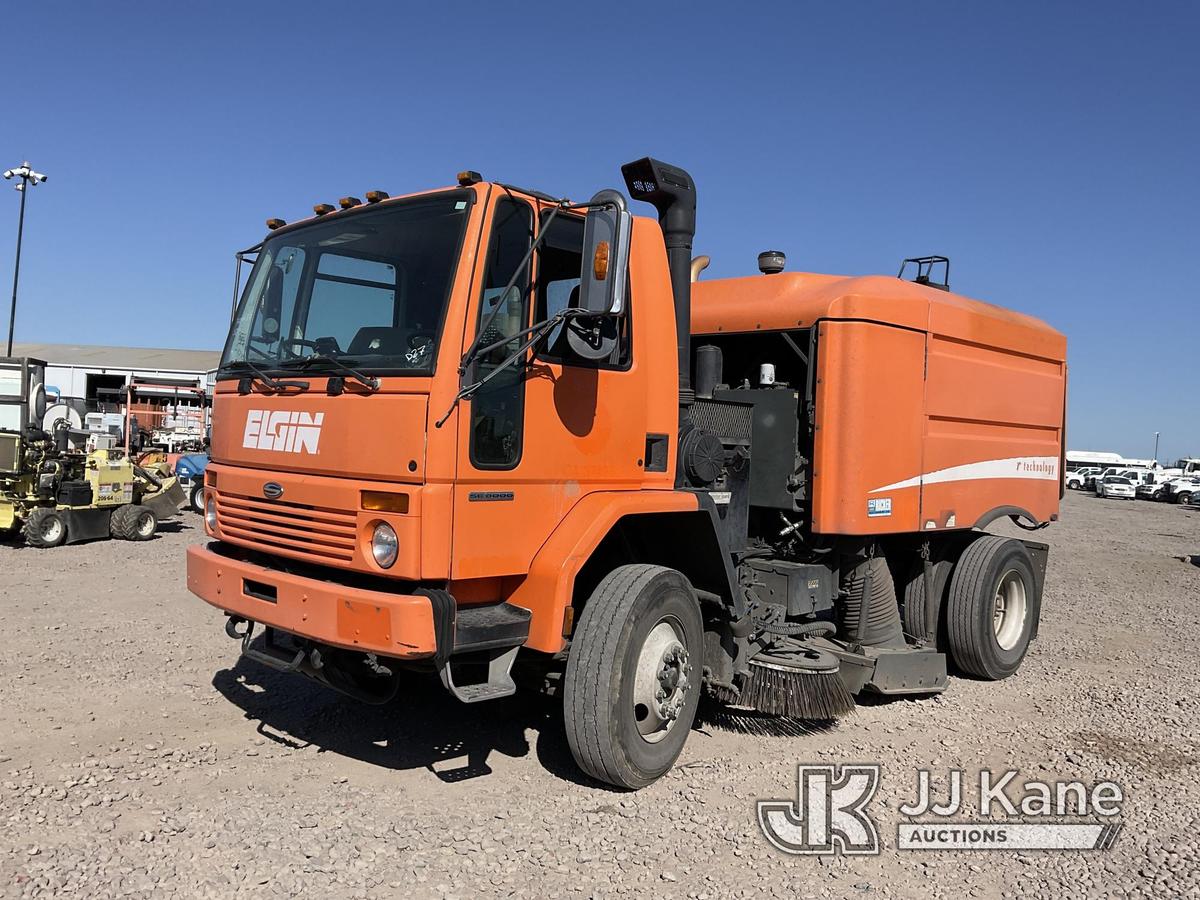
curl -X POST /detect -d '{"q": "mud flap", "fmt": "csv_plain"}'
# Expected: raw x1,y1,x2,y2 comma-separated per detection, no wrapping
143,479,186,519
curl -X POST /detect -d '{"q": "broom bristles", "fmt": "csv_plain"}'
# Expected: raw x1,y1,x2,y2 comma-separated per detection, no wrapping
713,659,855,720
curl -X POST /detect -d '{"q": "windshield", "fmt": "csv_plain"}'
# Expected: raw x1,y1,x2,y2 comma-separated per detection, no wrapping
220,191,472,375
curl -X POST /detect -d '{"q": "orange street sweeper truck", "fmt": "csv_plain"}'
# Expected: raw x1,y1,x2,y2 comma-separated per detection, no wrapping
188,158,1067,788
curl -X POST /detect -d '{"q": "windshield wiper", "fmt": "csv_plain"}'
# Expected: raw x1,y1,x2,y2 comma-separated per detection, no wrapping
435,308,586,429
228,359,311,394
295,353,380,391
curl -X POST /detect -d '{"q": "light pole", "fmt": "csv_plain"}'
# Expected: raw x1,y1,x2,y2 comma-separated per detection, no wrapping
1153,431,1160,464
3,161,48,357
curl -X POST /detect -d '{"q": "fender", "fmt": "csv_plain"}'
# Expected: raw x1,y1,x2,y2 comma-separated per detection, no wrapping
509,489,737,653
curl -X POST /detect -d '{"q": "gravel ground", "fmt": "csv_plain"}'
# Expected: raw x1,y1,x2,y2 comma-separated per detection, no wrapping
2,491,1198,899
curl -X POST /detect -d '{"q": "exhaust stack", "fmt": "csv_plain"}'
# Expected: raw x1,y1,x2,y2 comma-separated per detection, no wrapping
621,158,697,404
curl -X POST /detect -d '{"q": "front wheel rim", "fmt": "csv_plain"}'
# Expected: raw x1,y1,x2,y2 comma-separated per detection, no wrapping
41,517,63,543
631,617,691,744
137,513,155,537
992,569,1028,651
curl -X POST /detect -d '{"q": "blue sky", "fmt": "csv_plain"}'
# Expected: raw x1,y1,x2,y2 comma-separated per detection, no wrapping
1,2,1196,460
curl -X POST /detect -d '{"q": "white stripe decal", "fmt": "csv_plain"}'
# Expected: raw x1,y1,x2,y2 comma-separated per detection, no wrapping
869,456,1059,494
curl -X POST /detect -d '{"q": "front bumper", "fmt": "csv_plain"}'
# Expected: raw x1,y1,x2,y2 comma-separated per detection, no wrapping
186,541,438,659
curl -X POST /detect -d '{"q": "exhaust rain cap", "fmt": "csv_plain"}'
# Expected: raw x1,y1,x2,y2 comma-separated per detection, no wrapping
758,250,786,275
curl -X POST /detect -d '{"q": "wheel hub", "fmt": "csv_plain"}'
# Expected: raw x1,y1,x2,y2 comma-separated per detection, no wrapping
992,569,1028,651
633,620,691,743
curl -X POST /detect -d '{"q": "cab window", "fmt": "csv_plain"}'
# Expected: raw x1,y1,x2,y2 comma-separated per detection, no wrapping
470,198,533,469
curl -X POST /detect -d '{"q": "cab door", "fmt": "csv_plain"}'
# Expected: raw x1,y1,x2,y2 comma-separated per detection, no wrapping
451,197,646,580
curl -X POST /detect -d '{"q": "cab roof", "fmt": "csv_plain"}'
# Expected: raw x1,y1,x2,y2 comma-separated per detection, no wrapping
691,272,1066,362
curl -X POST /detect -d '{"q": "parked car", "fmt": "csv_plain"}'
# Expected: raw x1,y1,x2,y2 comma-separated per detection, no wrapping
1086,467,1129,490
1066,467,1101,490
1097,475,1136,499
1094,468,1155,495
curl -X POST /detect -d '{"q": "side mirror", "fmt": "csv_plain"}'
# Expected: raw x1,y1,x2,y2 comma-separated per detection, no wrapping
261,266,284,339
568,190,631,360
577,190,631,316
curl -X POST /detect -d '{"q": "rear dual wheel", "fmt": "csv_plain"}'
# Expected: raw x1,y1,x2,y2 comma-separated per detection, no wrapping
946,536,1038,680
563,564,703,790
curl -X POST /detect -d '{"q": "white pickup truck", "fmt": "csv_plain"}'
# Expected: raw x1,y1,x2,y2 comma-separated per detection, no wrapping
1065,467,1102,490
1161,477,1200,505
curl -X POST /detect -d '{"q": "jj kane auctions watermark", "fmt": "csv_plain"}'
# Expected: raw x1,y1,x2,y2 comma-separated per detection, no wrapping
758,765,1124,855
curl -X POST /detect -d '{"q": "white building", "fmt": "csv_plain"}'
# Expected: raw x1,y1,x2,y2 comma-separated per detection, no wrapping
10,342,219,404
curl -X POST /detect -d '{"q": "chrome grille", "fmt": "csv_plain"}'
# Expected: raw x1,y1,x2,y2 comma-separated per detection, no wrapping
214,490,357,563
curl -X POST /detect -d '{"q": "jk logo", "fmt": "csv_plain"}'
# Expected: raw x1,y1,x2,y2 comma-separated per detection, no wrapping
758,764,881,855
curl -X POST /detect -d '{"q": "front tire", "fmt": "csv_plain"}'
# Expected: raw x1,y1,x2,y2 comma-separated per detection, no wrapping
1178,491,1193,505
23,508,68,548
946,536,1038,680
563,564,703,790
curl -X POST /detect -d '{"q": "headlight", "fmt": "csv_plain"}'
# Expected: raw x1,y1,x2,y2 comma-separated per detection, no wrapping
205,494,217,531
371,522,398,568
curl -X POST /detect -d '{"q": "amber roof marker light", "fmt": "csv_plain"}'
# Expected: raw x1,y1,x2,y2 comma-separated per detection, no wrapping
313,203,335,216
266,218,286,230
457,170,482,186
365,190,389,203
338,196,362,210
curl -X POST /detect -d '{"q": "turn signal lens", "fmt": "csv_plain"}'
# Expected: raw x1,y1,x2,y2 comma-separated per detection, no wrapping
593,241,610,280
361,491,409,514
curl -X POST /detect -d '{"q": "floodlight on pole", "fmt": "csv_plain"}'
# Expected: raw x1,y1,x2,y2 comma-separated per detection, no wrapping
3,161,48,357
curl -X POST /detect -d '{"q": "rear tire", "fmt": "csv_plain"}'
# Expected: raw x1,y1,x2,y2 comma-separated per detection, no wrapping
189,481,205,514
1178,491,1193,505
563,564,703,790
23,508,68,548
902,553,955,648
946,536,1037,680
111,504,158,540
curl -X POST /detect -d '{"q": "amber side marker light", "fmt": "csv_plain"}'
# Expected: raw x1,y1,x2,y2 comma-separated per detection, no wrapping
457,170,482,186
266,218,286,230
361,491,409,514
562,606,575,638
313,203,335,216
592,241,610,280
339,196,362,210
365,190,389,203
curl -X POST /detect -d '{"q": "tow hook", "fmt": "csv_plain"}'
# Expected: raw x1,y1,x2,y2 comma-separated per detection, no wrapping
225,615,251,640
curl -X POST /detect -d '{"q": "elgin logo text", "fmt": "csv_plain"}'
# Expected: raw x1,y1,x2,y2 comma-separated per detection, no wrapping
243,410,324,454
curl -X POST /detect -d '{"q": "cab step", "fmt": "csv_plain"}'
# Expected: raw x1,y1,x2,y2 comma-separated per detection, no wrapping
435,600,532,703
440,645,521,703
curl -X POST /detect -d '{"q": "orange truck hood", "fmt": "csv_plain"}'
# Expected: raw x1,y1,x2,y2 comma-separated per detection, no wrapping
211,385,428,482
